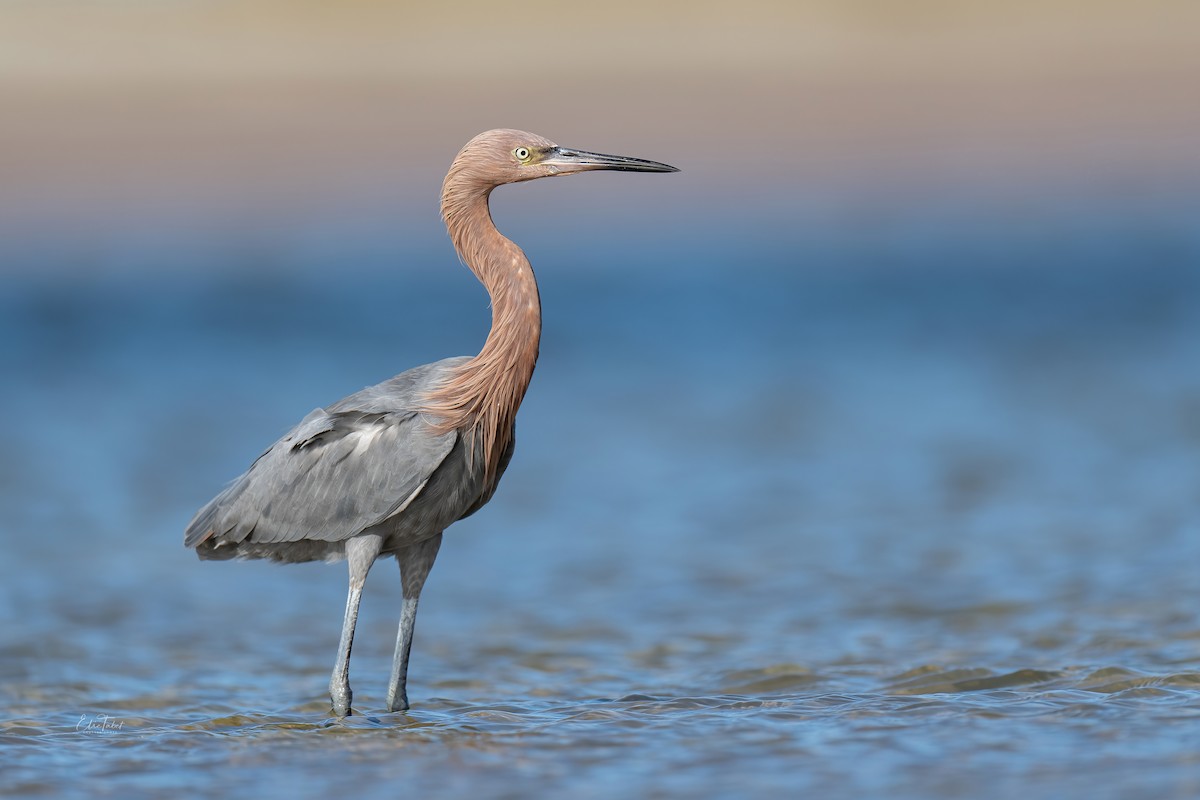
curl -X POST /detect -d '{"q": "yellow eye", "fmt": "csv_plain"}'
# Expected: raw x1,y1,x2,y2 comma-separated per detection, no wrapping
513,147,531,162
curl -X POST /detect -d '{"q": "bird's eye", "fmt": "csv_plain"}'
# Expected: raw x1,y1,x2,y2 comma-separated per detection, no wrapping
514,147,531,162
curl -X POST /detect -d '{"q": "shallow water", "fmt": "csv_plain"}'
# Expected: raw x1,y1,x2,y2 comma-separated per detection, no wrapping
2,210,1200,798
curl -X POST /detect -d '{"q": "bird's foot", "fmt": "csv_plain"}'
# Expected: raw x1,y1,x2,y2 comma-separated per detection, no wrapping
330,681,353,717
386,690,410,713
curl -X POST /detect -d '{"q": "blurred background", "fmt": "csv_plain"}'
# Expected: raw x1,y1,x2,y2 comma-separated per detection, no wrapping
3,0,1198,262
2,2,1199,799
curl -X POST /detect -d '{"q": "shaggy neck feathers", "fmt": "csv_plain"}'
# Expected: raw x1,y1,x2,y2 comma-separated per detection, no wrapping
420,161,542,489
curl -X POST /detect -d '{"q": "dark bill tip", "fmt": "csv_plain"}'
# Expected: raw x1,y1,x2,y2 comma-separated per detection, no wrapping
545,147,680,174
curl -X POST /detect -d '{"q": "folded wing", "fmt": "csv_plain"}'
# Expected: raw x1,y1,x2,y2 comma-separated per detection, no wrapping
185,362,465,552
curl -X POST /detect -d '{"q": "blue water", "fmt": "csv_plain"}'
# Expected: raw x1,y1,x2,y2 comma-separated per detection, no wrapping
2,205,1200,798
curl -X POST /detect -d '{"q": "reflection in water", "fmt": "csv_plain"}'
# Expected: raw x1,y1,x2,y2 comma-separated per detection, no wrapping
1,216,1199,799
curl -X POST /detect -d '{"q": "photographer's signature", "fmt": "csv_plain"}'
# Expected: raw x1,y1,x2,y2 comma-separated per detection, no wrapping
76,714,123,733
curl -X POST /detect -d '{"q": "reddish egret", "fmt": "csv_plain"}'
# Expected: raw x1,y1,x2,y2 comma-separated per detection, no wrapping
184,129,677,717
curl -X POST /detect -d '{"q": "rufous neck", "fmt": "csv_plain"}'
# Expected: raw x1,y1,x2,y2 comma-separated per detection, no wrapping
441,184,542,377
422,175,542,488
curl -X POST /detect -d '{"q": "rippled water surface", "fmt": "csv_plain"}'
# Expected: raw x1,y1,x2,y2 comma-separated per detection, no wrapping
2,212,1200,798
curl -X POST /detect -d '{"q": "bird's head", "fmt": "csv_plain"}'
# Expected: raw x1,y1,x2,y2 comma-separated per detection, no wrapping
447,128,679,190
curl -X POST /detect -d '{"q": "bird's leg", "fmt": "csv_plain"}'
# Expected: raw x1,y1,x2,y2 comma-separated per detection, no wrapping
329,533,383,717
386,532,443,712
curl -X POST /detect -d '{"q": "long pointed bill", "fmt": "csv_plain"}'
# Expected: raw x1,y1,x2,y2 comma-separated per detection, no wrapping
541,146,680,175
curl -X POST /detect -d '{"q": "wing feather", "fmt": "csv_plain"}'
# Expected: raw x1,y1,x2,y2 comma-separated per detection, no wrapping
184,360,464,550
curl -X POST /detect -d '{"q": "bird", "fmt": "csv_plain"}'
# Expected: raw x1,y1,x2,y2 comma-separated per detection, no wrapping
184,129,678,717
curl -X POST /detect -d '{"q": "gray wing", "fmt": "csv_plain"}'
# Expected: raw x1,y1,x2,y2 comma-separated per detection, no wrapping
184,359,465,550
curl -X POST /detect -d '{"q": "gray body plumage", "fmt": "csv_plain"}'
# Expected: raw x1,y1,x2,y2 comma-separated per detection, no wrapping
185,357,511,564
